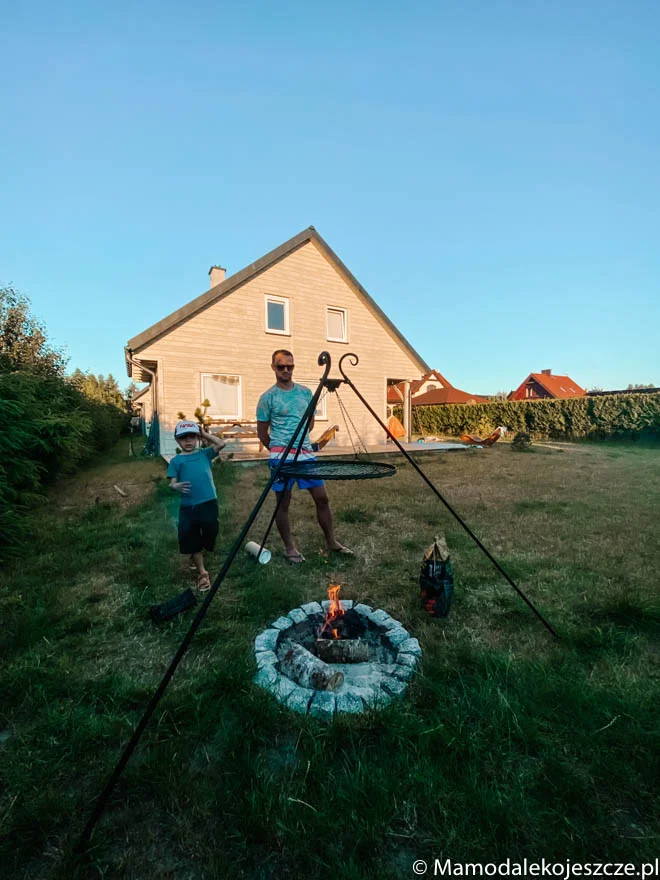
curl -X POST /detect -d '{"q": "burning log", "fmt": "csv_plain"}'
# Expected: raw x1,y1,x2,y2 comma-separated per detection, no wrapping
280,643,344,691
316,638,369,664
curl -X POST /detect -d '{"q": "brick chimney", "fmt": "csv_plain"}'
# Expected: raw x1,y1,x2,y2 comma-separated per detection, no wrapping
208,265,226,287
541,369,552,375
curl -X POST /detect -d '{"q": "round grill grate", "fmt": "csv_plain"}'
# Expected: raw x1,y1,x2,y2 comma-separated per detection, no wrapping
278,460,396,481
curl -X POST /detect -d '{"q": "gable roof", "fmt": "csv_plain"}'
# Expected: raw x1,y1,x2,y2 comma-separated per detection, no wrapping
387,370,454,404
126,226,430,374
411,369,454,394
413,387,490,405
509,372,585,399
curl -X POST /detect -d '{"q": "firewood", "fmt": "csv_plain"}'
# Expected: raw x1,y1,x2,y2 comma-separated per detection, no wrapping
316,638,369,664
279,644,344,691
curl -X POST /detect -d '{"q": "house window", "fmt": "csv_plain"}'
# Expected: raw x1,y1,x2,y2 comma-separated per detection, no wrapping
426,384,437,391
201,373,242,420
327,306,348,343
265,295,289,335
296,379,327,420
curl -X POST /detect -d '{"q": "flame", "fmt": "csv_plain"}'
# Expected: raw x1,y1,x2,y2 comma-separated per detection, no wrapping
321,584,345,639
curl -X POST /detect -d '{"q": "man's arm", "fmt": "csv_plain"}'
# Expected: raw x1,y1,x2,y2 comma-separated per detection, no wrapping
257,421,270,449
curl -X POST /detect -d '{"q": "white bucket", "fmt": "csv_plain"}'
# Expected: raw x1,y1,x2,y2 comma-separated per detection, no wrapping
245,541,271,564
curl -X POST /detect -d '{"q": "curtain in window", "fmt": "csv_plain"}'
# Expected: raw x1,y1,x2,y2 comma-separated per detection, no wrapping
203,375,241,418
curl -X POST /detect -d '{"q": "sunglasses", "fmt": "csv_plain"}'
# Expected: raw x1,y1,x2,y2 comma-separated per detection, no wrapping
274,364,295,371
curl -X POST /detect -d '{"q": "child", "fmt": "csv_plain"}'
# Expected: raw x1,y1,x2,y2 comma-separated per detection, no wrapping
167,420,226,591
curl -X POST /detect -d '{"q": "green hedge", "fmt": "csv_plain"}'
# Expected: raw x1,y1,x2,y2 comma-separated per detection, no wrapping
412,394,660,441
0,371,127,558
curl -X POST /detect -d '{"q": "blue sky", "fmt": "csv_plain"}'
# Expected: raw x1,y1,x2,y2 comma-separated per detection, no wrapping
2,0,659,395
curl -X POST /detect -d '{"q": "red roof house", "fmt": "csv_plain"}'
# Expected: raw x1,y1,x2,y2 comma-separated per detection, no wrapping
387,370,487,406
508,369,586,401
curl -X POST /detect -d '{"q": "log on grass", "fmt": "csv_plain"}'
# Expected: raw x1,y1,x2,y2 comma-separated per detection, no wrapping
316,638,369,664
280,644,344,691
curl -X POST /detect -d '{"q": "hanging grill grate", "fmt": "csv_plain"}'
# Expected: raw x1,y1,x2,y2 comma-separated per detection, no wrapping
278,460,396,480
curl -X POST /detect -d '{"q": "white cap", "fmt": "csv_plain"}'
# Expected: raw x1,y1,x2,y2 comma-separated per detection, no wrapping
174,420,201,438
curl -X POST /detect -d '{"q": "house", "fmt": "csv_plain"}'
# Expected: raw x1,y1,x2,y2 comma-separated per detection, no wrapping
507,369,586,401
125,226,431,456
386,370,487,411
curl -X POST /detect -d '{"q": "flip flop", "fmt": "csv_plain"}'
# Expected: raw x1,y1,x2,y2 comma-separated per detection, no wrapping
284,550,305,565
197,573,211,591
329,544,354,556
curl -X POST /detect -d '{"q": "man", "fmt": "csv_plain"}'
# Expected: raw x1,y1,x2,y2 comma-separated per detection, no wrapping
256,349,353,564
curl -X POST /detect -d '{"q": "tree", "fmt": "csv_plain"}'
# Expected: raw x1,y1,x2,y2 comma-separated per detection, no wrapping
627,383,655,390
0,286,67,376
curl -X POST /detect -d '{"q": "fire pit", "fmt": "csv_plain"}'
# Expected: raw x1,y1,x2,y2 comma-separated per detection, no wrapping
253,587,422,719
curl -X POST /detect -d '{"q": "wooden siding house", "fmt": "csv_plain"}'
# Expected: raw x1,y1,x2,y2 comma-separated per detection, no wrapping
125,227,430,456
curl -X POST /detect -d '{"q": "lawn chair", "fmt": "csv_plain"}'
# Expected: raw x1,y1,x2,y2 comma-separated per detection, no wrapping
460,426,507,447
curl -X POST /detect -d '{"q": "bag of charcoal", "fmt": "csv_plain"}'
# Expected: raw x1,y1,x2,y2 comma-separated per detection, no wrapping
419,535,454,618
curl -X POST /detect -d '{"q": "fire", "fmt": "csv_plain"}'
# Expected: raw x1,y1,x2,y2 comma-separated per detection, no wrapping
321,584,345,639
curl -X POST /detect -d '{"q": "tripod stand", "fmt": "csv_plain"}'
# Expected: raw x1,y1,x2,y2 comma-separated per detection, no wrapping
78,350,556,849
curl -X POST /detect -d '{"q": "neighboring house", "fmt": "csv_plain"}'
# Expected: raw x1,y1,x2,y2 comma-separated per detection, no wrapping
130,384,153,424
412,386,489,405
386,370,487,410
507,369,586,401
125,226,431,456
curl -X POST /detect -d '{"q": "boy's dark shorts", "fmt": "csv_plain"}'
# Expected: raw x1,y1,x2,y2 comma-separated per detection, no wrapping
178,499,219,555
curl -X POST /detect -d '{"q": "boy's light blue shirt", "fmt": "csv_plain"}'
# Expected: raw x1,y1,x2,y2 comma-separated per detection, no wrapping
166,447,218,507
256,383,313,451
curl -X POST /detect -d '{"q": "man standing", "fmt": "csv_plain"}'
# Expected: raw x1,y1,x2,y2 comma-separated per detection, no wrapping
256,349,353,564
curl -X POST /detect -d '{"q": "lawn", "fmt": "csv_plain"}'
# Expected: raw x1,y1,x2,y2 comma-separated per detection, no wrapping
1,440,658,879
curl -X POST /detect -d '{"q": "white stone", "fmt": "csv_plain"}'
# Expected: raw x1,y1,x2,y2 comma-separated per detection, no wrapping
381,677,408,698
255,650,278,669
397,652,418,668
335,691,364,714
269,675,299,702
385,628,410,647
253,665,278,689
287,608,307,624
398,637,422,657
271,616,293,631
353,603,373,617
393,664,414,682
322,599,353,611
285,685,315,715
300,601,324,616
254,629,280,653
367,608,391,625
360,683,392,709
309,691,336,721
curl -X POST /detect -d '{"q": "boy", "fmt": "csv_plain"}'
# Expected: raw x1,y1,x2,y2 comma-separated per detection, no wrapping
167,420,226,591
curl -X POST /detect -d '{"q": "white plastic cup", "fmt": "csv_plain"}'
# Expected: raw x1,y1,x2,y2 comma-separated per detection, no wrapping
245,541,271,564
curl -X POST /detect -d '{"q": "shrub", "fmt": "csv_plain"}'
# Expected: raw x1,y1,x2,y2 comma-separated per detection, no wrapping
413,394,660,442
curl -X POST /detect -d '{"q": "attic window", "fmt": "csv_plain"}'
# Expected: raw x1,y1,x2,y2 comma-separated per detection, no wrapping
426,384,437,391
327,306,348,343
265,295,289,335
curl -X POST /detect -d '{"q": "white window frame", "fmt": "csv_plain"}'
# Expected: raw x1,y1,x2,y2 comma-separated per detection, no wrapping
265,295,290,335
201,373,243,420
296,380,328,421
326,306,348,343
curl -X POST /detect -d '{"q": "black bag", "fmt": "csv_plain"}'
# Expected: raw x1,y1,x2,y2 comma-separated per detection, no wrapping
149,588,197,624
419,536,454,618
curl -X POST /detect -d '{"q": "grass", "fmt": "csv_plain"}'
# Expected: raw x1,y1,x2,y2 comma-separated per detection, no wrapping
1,440,658,878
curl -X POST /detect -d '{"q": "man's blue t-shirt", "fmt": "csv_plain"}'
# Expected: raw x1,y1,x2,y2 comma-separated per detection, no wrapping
166,446,218,507
256,383,313,453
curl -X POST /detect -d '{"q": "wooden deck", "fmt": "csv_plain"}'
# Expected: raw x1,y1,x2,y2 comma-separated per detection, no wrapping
162,439,471,464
